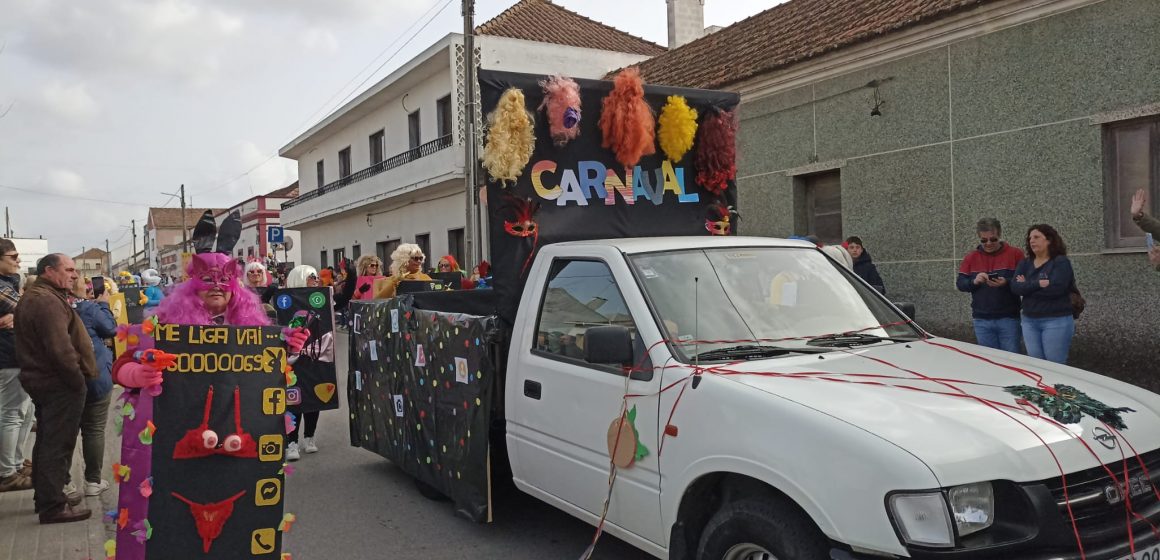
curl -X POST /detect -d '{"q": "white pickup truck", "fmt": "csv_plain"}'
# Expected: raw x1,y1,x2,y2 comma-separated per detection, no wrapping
497,236,1160,560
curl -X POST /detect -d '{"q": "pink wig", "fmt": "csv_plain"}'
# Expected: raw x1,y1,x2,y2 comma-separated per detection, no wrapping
695,109,738,195
599,68,655,168
539,75,581,147
154,253,270,326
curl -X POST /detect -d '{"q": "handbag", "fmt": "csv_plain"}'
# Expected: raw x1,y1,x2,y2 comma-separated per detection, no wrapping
1069,279,1085,319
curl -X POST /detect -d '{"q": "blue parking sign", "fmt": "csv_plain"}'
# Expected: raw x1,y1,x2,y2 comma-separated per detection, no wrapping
268,226,284,244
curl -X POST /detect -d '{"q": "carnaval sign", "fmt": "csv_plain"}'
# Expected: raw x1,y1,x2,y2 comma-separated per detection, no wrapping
116,325,289,560
530,159,699,206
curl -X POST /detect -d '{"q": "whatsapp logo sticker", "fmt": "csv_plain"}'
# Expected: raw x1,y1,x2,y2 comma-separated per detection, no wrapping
308,292,326,309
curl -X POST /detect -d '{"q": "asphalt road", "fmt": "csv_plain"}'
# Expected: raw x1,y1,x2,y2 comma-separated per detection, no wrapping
282,332,653,559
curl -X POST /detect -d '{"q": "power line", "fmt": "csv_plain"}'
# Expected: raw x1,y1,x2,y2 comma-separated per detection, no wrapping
187,0,455,200
0,182,153,208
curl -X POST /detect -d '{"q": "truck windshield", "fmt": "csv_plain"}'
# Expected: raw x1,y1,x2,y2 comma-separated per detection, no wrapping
629,247,921,361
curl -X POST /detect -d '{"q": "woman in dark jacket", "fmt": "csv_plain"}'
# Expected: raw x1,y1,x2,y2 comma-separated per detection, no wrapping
1010,224,1075,364
71,277,117,496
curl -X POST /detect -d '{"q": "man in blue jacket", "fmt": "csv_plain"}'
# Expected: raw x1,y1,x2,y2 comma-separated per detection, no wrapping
956,218,1024,353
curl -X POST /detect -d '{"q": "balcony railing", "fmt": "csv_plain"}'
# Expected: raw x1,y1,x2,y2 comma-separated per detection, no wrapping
283,134,454,210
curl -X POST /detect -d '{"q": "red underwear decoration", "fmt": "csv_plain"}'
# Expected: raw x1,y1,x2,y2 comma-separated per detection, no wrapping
172,490,246,553
173,386,257,459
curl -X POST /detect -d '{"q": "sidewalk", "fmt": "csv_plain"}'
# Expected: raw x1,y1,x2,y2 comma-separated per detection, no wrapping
0,389,122,560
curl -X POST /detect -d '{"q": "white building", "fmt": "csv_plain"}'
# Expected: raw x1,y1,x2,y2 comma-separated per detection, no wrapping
218,182,302,268
8,237,48,276
279,0,664,271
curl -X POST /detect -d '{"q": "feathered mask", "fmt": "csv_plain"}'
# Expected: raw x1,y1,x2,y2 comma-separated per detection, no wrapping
538,75,581,147
501,194,540,277
187,210,244,292
482,88,536,186
705,202,739,236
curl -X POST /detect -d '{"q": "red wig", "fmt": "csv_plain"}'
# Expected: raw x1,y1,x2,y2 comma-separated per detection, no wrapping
695,109,738,195
599,68,656,168
439,255,461,272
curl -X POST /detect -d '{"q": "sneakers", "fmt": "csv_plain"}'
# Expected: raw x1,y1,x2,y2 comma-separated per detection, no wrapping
85,480,110,496
0,473,32,492
39,503,91,524
302,437,318,454
286,442,301,462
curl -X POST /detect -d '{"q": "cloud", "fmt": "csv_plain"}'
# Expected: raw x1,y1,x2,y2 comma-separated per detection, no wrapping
301,28,340,54
39,82,99,122
42,168,86,195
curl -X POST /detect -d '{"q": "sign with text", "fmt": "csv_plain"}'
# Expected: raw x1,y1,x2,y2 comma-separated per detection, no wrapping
145,324,287,560
271,287,338,412
267,226,284,244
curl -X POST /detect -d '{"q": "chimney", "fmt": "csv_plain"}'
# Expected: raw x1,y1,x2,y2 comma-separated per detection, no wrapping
667,0,705,49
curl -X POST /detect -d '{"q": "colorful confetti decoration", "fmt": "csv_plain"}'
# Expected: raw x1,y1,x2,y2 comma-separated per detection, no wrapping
138,420,156,445
139,476,153,498
279,512,297,532
112,462,131,483
1005,383,1135,429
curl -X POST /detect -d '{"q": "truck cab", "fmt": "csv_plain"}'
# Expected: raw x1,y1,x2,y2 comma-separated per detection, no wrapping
503,236,1160,560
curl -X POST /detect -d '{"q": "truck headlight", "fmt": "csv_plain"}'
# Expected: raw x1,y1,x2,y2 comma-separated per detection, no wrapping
948,482,994,537
888,492,953,547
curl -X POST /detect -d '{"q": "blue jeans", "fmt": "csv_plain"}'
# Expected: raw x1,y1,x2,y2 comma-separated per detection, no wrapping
972,317,1022,353
1021,314,1075,364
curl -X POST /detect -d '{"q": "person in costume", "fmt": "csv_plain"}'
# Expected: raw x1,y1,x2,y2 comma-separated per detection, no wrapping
107,211,309,560
374,244,432,299
352,255,384,301
139,269,164,312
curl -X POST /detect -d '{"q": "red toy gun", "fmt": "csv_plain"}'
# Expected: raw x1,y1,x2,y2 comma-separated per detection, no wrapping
132,349,178,370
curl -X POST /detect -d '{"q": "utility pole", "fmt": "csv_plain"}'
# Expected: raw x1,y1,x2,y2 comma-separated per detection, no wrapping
180,184,188,254
131,219,137,265
105,238,111,277
4,206,10,238
462,0,481,268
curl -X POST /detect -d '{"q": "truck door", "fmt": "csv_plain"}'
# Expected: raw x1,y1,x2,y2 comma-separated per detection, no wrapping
507,255,664,545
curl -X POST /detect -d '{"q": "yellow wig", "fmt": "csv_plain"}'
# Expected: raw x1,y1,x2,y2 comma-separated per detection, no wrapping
657,95,698,163
482,88,535,186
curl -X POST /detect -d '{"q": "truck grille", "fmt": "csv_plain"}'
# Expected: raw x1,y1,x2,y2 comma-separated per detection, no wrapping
1044,448,1160,544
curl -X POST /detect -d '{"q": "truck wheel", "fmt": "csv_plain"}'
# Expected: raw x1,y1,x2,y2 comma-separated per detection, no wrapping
696,499,829,560
413,478,450,502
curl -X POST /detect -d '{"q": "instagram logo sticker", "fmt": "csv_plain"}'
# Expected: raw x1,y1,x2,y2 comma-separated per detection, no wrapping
286,387,302,406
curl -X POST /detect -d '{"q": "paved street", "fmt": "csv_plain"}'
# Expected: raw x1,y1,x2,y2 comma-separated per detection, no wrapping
0,332,651,559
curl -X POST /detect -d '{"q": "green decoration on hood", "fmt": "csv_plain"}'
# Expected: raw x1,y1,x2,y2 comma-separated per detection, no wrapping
626,405,650,462
1005,384,1135,430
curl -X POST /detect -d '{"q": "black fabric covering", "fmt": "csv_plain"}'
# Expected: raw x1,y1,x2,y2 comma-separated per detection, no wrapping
270,287,339,413
122,287,145,325
409,288,501,318
479,69,740,324
347,298,501,522
150,325,286,559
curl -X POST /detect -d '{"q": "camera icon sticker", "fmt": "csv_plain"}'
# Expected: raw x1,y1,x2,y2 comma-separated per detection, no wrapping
258,435,283,462
286,387,301,406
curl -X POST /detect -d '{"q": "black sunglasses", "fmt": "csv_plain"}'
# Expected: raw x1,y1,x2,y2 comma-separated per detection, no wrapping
979,236,1000,243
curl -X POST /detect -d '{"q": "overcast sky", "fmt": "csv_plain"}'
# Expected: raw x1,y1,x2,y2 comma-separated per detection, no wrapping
0,0,779,260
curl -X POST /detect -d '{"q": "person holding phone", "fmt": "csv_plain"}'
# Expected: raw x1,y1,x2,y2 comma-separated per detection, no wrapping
1130,188,1160,271
69,276,118,497
956,218,1025,353
1011,224,1076,364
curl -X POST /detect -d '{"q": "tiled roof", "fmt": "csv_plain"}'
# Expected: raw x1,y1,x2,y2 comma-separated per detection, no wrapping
146,208,226,231
265,181,299,199
477,0,665,57
74,248,107,260
627,0,1001,89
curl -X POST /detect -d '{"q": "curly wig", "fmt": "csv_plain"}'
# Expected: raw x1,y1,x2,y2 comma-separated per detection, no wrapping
538,75,582,147
657,95,698,163
388,243,426,277
286,265,318,289
482,88,535,186
155,253,269,326
356,255,383,277
695,108,738,195
599,68,656,168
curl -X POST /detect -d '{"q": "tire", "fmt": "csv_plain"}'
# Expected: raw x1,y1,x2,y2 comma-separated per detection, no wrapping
696,499,829,560
413,478,450,502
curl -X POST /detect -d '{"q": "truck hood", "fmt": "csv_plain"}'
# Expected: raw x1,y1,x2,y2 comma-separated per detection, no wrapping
721,337,1160,485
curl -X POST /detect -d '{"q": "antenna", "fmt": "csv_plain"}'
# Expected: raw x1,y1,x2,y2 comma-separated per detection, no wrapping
693,276,700,369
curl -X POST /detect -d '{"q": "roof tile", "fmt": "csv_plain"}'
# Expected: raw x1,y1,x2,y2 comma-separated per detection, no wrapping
627,0,1000,89
477,0,665,57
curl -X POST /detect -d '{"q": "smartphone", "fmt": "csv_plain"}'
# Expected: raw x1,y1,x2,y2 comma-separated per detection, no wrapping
1147,233,1154,251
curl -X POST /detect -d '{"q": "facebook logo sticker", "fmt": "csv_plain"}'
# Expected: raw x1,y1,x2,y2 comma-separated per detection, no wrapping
276,294,293,310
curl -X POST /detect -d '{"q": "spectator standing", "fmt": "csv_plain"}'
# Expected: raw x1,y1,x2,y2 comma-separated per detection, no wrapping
70,276,117,496
956,218,1025,353
15,254,97,523
845,237,886,294
1011,225,1076,364
1130,188,1160,270
0,239,33,493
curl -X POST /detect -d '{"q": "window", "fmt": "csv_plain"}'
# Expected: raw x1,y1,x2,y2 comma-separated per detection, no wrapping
369,130,385,166
377,239,400,265
1104,116,1159,249
447,228,464,267
333,248,345,267
408,110,421,150
316,160,325,188
534,259,638,366
351,244,361,261
338,147,352,180
414,233,430,265
436,95,452,139
800,171,842,245
320,250,328,269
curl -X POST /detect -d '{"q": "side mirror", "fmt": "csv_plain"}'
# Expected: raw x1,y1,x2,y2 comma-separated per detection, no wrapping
584,326,633,366
894,301,916,320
